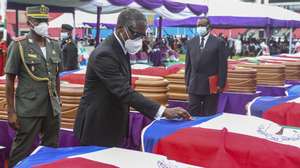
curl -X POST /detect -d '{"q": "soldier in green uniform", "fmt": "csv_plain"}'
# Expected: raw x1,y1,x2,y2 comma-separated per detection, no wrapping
60,24,79,71
5,5,62,167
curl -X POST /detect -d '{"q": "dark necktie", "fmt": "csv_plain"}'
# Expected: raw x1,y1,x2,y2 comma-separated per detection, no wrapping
200,36,205,49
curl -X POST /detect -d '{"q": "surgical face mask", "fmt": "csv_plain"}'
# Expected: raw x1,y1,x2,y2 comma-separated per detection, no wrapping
60,32,69,40
197,26,208,36
31,22,48,37
123,28,143,54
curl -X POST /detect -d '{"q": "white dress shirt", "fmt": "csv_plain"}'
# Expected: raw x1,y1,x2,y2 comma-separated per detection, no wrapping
40,47,47,59
199,33,210,49
113,32,165,120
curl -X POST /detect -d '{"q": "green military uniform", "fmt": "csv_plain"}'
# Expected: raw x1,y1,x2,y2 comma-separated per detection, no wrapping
61,24,79,71
5,5,62,167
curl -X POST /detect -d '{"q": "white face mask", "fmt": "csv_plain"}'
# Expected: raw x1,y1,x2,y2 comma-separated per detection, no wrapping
60,32,69,40
124,28,143,54
197,26,208,36
31,22,48,37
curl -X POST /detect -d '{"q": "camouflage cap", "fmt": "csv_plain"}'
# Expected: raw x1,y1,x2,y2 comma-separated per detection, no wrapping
26,5,49,19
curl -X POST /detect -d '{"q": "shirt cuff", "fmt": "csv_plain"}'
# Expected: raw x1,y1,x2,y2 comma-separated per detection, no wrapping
154,105,166,120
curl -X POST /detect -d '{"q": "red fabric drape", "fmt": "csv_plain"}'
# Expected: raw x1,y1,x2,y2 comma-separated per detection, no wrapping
0,41,7,76
263,102,300,128
154,127,300,168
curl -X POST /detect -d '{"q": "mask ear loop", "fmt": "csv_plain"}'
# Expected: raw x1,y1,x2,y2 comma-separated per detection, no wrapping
119,30,127,44
124,27,131,40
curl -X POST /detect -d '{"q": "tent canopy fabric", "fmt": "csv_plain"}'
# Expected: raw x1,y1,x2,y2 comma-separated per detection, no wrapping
78,0,208,20
154,0,300,28
48,11,119,28
7,0,208,20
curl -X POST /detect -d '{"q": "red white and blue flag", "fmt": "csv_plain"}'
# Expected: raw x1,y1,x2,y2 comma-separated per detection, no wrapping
249,94,300,127
142,113,300,168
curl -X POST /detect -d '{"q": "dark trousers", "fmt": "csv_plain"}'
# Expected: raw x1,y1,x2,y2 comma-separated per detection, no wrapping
188,94,219,116
8,113,60,168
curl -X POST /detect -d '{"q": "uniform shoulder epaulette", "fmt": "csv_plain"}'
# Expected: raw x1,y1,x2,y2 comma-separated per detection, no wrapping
14,36,26,42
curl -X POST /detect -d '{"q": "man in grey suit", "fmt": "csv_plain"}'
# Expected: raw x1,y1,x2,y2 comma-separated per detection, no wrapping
185,17,227,116
74,9,191,147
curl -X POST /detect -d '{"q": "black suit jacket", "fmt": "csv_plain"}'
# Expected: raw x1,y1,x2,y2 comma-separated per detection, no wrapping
185,34,227,95
74,35,160,147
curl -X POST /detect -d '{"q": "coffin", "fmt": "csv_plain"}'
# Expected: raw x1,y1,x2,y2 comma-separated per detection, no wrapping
135,87,169,93
168,84,186,93
167,92,188,101
140,92,168,105
255,64,285,86
284,62,300,80
226,68,257,93
135,79,169,87
134,76,169,105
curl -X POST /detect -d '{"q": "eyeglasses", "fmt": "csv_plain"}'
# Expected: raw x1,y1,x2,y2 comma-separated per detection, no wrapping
127,27,146,40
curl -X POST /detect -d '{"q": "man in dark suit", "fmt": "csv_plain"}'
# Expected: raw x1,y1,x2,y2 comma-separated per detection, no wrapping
74,9,191,147
185,17,227,116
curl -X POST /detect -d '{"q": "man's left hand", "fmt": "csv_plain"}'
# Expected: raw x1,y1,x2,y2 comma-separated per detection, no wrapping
162,107,192,120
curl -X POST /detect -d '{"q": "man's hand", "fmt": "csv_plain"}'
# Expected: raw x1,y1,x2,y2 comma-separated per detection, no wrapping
8,109,20,130
162,107,192,120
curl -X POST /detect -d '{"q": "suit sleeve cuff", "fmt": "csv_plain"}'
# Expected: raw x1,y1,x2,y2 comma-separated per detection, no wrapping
154,105,166,120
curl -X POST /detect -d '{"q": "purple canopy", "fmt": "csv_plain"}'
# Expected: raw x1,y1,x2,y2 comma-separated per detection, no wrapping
152,0,300,28
154,16,300,28
105,0,208,16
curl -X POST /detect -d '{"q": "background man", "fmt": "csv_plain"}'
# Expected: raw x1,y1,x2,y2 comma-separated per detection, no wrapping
185,17,227,116
60,24,78,71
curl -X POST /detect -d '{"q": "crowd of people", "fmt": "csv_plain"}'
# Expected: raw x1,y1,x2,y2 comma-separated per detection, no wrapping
81,31,297,66
221,35,295,58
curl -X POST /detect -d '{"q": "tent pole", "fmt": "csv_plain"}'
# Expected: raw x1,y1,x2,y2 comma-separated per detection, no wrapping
95,6,102,47
158,16,162,39
265,25,271,45
16,9,19,36
72,9,76,40
289,27,293,54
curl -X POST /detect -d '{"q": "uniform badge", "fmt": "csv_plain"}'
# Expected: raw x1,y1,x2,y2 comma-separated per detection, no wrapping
28,54,37,58
40,5,48,14
52,50,56,55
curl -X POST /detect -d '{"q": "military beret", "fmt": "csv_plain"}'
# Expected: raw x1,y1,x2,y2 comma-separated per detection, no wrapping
26,5,49,19
62,24,73,31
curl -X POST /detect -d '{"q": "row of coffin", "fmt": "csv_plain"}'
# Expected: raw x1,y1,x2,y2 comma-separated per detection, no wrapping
227,62,300,93
1,62,300,128
0,72,187,129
